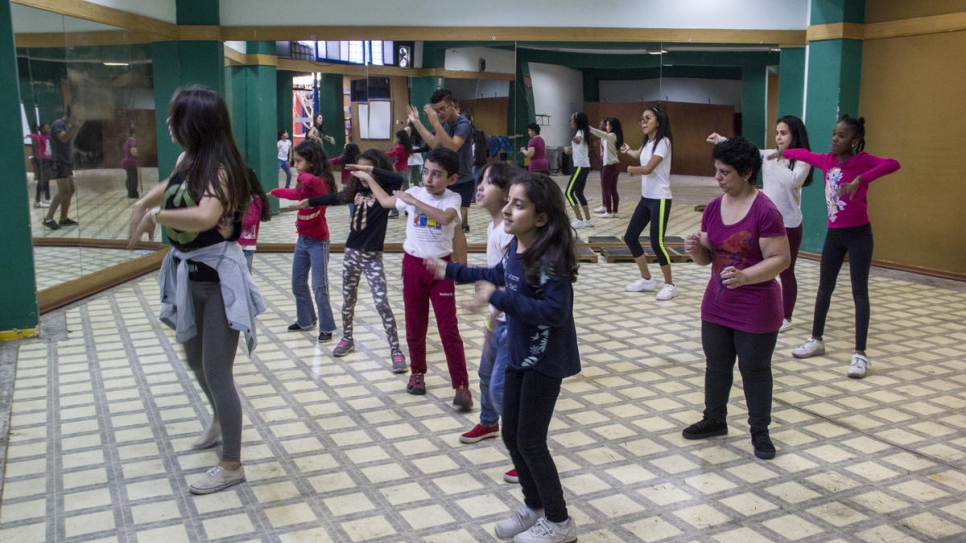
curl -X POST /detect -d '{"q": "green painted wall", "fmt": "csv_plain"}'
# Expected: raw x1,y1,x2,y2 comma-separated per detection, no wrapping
1,0,39,330
778,47,806,118
741,65,768,148
176,0,219,25
810,0,865,25
228,63,278,210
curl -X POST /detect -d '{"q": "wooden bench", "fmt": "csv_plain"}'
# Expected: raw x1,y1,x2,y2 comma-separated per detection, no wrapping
601,245,692,264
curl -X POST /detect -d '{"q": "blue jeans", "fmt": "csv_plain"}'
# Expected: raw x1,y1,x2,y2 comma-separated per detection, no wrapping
279,159,292,187
292,236,337,332
478,321,509,427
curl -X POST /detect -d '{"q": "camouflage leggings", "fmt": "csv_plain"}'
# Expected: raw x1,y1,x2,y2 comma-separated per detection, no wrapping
342,248,401,353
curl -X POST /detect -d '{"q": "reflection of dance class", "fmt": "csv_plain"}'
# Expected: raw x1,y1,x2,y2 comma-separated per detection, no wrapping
17,3,966,543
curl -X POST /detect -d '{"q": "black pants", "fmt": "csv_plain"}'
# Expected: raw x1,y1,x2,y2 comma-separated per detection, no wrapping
125,168,139,198
625,196,672,265
502,366,568,523
811,223,873,351
34,159,50,202
702,320,777,430
565,166,589,207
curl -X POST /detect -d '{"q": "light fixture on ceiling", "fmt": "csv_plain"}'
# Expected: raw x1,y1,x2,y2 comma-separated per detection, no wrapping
103,62,129,66
647,49,668,55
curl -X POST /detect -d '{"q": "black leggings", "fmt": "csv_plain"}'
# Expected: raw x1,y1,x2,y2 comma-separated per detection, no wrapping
702,320,777,430
565,166,589,207
811,223,873,351
624,197,672,266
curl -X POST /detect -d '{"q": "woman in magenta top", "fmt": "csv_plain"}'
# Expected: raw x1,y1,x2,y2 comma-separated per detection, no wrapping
780,115,900,379
521,123,549,174
121,127,139,198
682,136,790,460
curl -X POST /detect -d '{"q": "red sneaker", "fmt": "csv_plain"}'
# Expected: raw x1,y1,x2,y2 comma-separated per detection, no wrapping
503,468,519,484
453,386,473,412
459,423,499,444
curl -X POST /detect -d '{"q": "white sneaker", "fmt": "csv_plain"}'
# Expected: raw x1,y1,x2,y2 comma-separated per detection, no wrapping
848,353,869,379
792,337,825,358
779,319,793,333
625,276,658,292
495,507,544,539
593,205,605,213
570,218,583,228
513,517,577,543
597,212,613,218
191,420,221,449
189,465,246,495
655,284,678,300
582,219,594,228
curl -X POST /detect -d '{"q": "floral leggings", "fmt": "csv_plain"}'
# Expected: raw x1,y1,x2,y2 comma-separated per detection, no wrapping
342,247,401,354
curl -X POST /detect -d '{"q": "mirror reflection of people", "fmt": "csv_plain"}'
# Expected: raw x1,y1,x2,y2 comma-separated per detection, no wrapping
682,136,790,460
127,85,266,495
122,126,139,198
589,117,623,219
307,113,336,146
520,123,549,174
29,123,52,208
277,129,293,188
563,112,592,228
44,106,82,229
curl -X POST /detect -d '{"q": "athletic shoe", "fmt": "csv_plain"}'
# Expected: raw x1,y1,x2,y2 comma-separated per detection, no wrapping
581,219,594,228
459,423,499,444
332,338,354,357
462,224,470,233
779,319,793,333
318,331,333,342
191,419,221,449
287,320,316,332
43,219,60,230
513,517,577,543
58,218,79,226
388,210,399,218
189,465,246,495
848,353,869,379
655,284,678,301
751,428,776,459
39,201,50,207
495,506,543,539
33,202,43,208
391,352,407,373
407,373,426,395
792,337,825,358
453,386,473,412
625,276,658,292
597,212,613,218
592,205,605,213
503,468,519,484
682,418,728,440
570,218,583,229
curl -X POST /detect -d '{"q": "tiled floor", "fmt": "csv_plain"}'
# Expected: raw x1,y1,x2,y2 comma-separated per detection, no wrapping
3,245,966,541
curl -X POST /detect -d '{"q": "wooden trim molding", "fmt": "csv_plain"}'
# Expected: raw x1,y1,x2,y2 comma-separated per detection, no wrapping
863,12,966,40
806,22,865,42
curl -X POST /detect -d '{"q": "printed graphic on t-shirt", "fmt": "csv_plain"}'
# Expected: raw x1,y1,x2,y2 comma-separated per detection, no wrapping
352,192,378,231
711,229,754,302
413,212,443,229
825,167,847,223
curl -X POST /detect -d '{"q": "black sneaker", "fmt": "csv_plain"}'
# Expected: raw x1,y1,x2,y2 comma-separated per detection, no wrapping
461,224,470,233
43,219,61,230
287,320,316,331
751,429,776,459
58,218,79,226
318,331,333,342
682,418,728,440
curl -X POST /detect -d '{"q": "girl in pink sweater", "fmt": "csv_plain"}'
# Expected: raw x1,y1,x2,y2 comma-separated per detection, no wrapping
776,115,900,379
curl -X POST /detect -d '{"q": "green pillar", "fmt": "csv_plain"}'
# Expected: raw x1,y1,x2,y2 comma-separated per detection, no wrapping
777,48,806,119
800,0,865,252
317,73,343,156
740,64,768,149
0,0,39,333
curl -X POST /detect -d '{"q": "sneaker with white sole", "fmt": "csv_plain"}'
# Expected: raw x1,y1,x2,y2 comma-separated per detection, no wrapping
495,506,543,539
592,205,605,213
582,219,594,228
513,517,577,543
391,352,408,373
792,337,825,358
189,465,246,495
848,353,869,378
597,212,613,218
569,218,583,228
332,338,354,357
655,284,678,300
191,420,221,449
779,319,793,333
625,276,658,292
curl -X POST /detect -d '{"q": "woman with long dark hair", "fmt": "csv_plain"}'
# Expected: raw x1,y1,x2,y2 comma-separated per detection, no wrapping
128,85,266,495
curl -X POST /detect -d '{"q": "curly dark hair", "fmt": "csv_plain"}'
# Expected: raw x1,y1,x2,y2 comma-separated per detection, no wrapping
712,136,762,182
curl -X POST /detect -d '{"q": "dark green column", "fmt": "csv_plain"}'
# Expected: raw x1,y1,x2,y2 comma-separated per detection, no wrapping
0,0,39,333
317,73,343,156
777,47,806,118
741,65,768,149
800,0,865,252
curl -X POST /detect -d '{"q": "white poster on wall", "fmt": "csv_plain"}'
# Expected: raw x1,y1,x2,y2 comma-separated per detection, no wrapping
358,103,369,139
367,100,391,140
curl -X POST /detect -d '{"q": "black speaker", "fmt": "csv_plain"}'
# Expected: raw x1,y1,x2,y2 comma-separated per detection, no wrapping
398,45,411,68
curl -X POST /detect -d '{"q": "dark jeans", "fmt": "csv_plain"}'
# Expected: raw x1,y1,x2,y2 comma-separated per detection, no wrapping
184,281,242,462
811,223,873,351
781,224,803,320
701,320,777,431
125,168,139,198
503,366,568,523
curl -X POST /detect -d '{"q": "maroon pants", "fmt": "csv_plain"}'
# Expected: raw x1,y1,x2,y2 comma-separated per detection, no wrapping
600,163,620,213
781,224,803,321
402,253,468,388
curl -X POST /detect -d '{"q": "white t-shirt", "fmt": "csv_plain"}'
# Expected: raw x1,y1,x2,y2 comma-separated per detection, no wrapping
397,186,462,258
640,137,672,200
486,219,515,322
277,139,291,161
571,130,590,168
760,148,810,228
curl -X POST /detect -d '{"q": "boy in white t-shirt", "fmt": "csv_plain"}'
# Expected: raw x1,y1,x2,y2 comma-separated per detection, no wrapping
367,147,471,411
277,129,293,188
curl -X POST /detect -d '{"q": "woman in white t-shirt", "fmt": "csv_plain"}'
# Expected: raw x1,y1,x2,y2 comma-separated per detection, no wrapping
620,106,677,300
277,129,293,188
564,112,593,228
